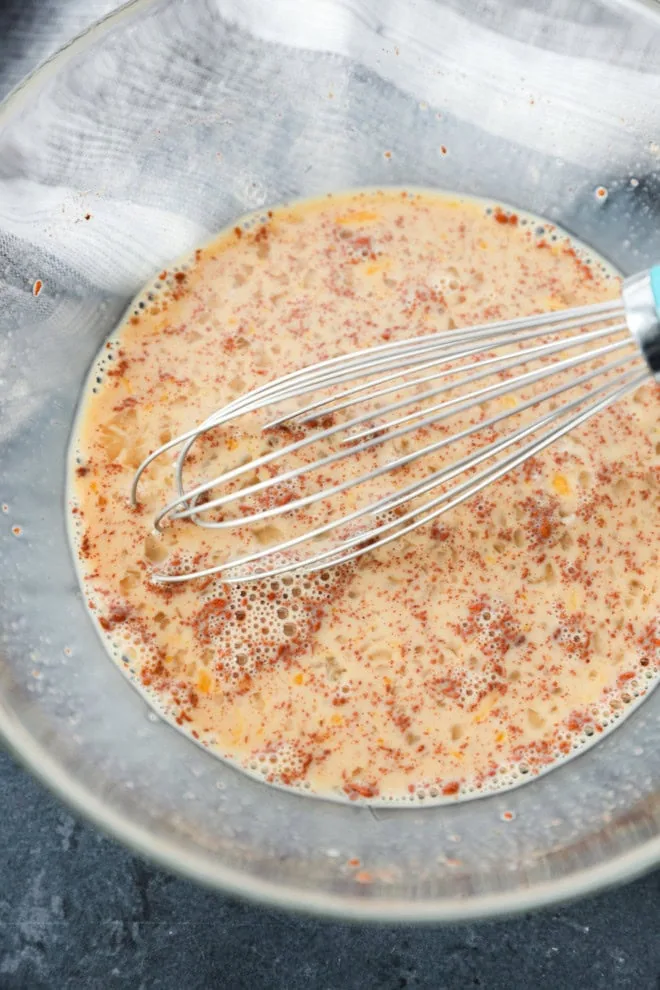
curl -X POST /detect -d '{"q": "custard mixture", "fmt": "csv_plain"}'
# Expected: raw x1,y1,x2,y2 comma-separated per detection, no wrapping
69,190,660,803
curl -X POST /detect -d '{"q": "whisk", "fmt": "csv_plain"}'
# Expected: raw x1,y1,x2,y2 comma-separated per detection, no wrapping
131,267,660,583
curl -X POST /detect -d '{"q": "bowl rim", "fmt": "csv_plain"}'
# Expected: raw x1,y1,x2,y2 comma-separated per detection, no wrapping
4,699,660,921
1,0,660,922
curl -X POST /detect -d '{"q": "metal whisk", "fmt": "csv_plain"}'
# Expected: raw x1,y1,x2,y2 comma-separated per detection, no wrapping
132,268,660,583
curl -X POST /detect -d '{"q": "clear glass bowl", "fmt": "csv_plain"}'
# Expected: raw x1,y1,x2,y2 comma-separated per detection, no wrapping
1,0,659,921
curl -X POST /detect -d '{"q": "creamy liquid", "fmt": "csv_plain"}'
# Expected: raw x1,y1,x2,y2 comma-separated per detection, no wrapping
69,189,660,804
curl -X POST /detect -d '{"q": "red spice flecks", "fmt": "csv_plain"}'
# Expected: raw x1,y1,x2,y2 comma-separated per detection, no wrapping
141,658,168,689
562,244,594,282
99,604,132,632
508,737,557,772
280,751,313,786
458,596,525,658
429,523,452,542
305,412,337,430
566,709,592,733
442,781,460,796
638,620,660,667
343,775,379,800
255,739,317,786
493,207,518,226
518,492,561,547
392,711,412,733
32,279,43,297
552,605,593,663
111,396,138,412
107,358,130,379
80,531,92,559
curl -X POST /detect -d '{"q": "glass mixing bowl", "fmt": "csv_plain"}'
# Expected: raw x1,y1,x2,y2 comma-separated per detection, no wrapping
1,0,659,921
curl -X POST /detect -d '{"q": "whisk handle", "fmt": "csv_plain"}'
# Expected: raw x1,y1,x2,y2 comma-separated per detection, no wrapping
650,266,660,316
622,267,660,379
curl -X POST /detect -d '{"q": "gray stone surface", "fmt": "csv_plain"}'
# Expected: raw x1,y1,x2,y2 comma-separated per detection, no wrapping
1,1,660,986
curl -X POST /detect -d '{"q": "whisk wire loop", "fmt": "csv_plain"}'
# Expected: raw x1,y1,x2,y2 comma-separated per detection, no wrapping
130,281,658,584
